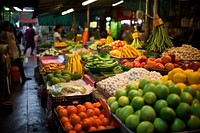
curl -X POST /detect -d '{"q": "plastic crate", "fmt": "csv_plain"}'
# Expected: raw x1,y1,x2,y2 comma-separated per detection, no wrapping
49,93,93,109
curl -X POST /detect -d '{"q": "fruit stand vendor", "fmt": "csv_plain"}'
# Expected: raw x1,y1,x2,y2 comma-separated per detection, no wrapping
53,25,63,42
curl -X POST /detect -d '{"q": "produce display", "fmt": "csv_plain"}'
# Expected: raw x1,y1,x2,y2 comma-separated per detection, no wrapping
122,54,180,71
107,78,200,133
46,70,71,85
40,63,65,75
37,40,53,49
84,55,119,74
37,48,63,56
96,68,162,96
163,44,200,60
54,41,68,48
48,80,93,96
97,44,113,54
55,101,119,132
65,54,84,76
162,67,200,85
110,44,141,58
144,17,174,52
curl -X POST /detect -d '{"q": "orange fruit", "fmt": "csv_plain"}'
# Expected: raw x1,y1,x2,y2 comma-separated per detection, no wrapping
60,116,69,124
97,125,106,130
84,102,94,109
93,118,102,127
89,126,97,131
56,105,65,112
165,62,174,70
76,104,86,113
161,55,172,64
101,109,107,116
78,112,87,120
70,114,81,126
67,105,77,115
58,108,68,117
64,123,73,132
93,108,101,116
74,124,82,132
68,130,76,133
81,118,92,131
102,117,110,126
86,109,95,117
93,102,101,108
98,114,105,120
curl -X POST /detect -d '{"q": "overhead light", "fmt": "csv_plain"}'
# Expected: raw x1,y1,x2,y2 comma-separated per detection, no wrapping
4,7,10,11
13,6,22,12
61,8,74,15
112,0,124,6
82,0,97,6
23,8,34,12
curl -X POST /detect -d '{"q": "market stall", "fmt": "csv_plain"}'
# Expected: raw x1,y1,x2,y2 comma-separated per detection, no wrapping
35,25,200,133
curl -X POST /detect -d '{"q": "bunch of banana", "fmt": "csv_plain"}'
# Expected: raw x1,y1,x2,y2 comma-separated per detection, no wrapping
120,45,141,58
106,29,114,44
65,54,83,75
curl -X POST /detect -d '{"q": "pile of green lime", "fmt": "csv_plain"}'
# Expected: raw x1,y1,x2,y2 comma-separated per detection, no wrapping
107,78,200,133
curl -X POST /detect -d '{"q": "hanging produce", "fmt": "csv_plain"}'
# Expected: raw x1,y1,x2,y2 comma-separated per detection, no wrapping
131,25,142,49
82,28,89,46
106,29,114,44
144,15,174,52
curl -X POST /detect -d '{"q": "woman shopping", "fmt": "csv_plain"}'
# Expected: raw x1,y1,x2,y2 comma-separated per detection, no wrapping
0,21,31,83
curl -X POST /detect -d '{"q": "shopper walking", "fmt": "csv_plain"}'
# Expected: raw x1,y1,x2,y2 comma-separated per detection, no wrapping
24,24,35,56
0,21,31,82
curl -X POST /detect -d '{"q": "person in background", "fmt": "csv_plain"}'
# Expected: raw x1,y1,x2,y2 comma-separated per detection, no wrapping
24,24,36,56
14,26,23,54
0,21,31,82
53,25,63,42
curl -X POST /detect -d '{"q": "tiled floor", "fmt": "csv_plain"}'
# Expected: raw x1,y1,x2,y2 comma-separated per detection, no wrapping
0,51,52,133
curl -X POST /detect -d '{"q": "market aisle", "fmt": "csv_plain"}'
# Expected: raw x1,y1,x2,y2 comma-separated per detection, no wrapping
0,50,51,133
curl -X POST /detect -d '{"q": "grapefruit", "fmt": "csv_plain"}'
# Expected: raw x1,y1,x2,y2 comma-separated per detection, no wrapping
125,82,139,92
140,105,156,122
154,99,168,114
170,118,186,132
160,107,176,122
107,96,117,106
139,78,152,89
131,96,144,110
125,114,140,131
143,92,157,105
110,101,119,113
155,84,169,99
169,84,182,95
166,94,181,108
136,121,154,133
143,83,156,94
191,102,200,117
176,102,191,119
180,92,193,105
128,90,141,100
118,105,134,122
153,117,168,133
115,89,127,100
118,96,130,107
187,115,200,130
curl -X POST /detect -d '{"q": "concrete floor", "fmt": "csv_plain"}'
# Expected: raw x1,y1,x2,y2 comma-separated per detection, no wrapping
0,52,52,133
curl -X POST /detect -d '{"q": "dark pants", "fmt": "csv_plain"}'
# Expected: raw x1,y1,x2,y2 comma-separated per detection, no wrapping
24,43,34,55
12,58,26,79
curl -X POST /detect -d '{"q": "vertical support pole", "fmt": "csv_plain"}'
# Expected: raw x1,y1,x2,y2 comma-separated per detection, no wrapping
144,0,150,42
87,5,90,28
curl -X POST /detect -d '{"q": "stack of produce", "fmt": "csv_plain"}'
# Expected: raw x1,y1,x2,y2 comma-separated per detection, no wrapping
96,68,162,96
37,40,53,49
162,67,200,86
55,101,119,132
54,41,68,48
107,78,200,133
48,80,93,96
97,44,113,54
144,16,174,52
37,48,63,56
46,70,71,85
131,25,142,49
106,29,114,44
110,44,141,58
89,39,106,50
84,55,120,74
40,63,65,75
65,54,83,78
110,40,126,50
163,44,200,60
